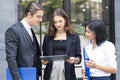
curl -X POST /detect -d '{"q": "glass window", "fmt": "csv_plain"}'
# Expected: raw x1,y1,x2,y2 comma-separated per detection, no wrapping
71,0,110,37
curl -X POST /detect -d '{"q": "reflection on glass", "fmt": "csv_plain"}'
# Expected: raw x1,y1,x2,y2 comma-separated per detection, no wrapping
71,0,109,36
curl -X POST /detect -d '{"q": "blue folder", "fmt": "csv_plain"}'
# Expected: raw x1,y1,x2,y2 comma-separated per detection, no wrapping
83,48,90,80
6,68,36,80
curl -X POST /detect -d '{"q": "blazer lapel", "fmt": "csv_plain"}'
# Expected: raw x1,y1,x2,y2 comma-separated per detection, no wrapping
18,22,34,49
65,34,72,55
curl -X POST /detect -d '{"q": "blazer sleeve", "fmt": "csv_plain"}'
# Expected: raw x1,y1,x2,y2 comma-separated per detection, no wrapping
5,27,21,80
42,35,49,56
74,33,82,64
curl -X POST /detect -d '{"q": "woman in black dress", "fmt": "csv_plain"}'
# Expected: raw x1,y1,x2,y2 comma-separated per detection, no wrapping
41,8,82,80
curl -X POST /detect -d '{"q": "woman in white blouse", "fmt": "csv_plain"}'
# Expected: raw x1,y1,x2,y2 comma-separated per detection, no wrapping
82,20,117,80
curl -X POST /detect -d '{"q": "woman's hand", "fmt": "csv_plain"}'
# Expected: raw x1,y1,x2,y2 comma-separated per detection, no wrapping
81,69,87,80
86,60,117,73
66,57,80,64
41,60,49,65
86,60,96,68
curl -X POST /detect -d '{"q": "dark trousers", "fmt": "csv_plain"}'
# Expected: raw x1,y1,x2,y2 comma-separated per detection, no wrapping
90,76,110,80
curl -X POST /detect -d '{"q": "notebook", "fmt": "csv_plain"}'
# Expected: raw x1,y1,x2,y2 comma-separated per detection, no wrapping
40,55,69,61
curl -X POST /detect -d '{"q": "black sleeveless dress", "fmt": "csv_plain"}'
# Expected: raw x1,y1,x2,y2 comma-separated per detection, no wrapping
50,40,66,80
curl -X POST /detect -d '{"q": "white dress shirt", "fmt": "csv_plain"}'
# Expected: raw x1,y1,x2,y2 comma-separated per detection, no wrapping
21,19,33,41
84,41,117,77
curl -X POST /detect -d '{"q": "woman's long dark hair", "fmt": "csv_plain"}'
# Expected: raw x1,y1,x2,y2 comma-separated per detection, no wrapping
48,8,75,37
85,20,107,46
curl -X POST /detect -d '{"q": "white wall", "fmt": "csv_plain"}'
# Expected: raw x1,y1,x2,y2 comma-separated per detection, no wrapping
0,0,17,79
115,0,120,80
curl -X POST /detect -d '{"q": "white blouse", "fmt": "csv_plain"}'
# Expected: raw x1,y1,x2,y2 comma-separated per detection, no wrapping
84,41,117,77
21,19,33,41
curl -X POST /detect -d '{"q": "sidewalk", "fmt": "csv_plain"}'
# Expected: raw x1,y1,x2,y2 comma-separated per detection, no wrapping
0,43,7,80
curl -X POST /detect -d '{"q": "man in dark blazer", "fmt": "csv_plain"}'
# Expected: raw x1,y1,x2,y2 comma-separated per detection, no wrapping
5,1,44,80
